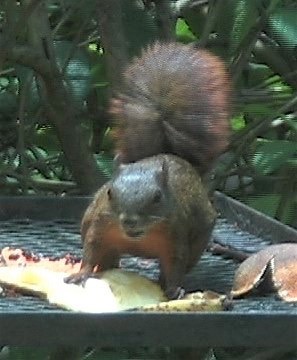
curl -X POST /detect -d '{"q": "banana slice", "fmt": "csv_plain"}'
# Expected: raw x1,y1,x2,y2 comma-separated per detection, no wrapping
0,266,225,312
0,267,167,312
137,291,225,312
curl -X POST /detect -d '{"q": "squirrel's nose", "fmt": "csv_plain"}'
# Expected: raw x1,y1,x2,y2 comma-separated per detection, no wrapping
119,214,139,228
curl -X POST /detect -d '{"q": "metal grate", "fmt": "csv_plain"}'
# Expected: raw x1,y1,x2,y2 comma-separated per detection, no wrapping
1,214,297,314
1,194,297,347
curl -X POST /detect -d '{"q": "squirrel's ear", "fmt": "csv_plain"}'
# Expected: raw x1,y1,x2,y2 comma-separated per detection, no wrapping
113,154,122,169
113,154,127,174
155,158,168,188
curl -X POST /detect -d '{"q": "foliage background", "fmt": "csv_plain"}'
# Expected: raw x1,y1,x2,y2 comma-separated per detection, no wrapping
0,1,297,359
0,0,296,228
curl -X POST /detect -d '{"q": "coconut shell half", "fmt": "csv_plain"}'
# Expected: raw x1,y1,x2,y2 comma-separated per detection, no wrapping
231,243,297,302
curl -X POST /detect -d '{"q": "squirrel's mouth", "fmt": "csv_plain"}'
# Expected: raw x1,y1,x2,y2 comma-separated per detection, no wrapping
124,228,145,239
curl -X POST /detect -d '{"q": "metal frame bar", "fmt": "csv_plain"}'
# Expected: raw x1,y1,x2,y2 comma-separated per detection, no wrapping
0,312,297,347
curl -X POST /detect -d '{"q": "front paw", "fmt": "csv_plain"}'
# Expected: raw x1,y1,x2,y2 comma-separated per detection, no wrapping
64,271,91,285
165,286,186,300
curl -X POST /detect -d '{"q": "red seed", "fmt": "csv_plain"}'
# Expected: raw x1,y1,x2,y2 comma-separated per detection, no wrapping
8,254,20,260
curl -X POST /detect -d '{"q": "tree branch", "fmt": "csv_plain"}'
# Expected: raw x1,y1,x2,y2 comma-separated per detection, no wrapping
154,0,175,40
97,0,128,94
2,1,107,194
8,45,53,78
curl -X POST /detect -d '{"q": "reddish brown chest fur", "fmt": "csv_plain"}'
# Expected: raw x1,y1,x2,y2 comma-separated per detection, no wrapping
103,220,174,259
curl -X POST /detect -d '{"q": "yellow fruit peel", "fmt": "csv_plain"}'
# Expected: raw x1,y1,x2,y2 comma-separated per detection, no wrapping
137,291,225,312
0,266,225,313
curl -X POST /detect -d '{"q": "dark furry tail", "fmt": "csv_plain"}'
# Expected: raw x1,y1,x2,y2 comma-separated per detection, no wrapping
110,42,232,175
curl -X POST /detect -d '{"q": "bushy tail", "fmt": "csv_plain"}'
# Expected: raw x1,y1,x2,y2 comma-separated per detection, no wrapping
110,42,231,175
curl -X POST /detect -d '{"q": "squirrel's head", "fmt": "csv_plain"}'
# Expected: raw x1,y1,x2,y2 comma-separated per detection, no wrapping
107,160,171,238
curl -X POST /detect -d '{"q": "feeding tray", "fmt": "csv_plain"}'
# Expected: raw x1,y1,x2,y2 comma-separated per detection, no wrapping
0,192,296,347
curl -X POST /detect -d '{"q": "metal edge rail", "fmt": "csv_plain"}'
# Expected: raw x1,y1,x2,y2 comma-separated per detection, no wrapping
0,311,296,347
214,192,297,242
0,193,296,242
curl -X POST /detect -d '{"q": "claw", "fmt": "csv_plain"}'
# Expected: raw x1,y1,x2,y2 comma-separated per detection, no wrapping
64,272,91,286
165,286,185,300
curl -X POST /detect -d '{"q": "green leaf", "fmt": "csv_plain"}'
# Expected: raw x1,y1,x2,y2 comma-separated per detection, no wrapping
16,41,92,111
267,8,297,50
95,153,114,178
216,0,259,56
175,18,196,42
246,194,295,224
229,0,259,55
246,192,296,225
241,104,276,117
252,139,297,175
33,126,60,152
246,63,273,88
231,115,246,131
54,41,92,106
246,193,280,218
0,91,18,115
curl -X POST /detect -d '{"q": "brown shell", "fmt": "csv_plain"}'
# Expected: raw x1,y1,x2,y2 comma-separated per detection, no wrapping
231,243,297,302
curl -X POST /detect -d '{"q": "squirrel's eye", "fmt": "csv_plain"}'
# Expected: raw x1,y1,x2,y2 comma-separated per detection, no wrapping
152,190,162,204
107,188,113,200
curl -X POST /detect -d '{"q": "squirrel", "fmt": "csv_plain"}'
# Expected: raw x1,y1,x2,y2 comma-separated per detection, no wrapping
65,42,231,299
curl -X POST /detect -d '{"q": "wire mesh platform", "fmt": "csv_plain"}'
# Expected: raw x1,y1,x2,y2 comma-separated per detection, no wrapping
0,193,297,347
